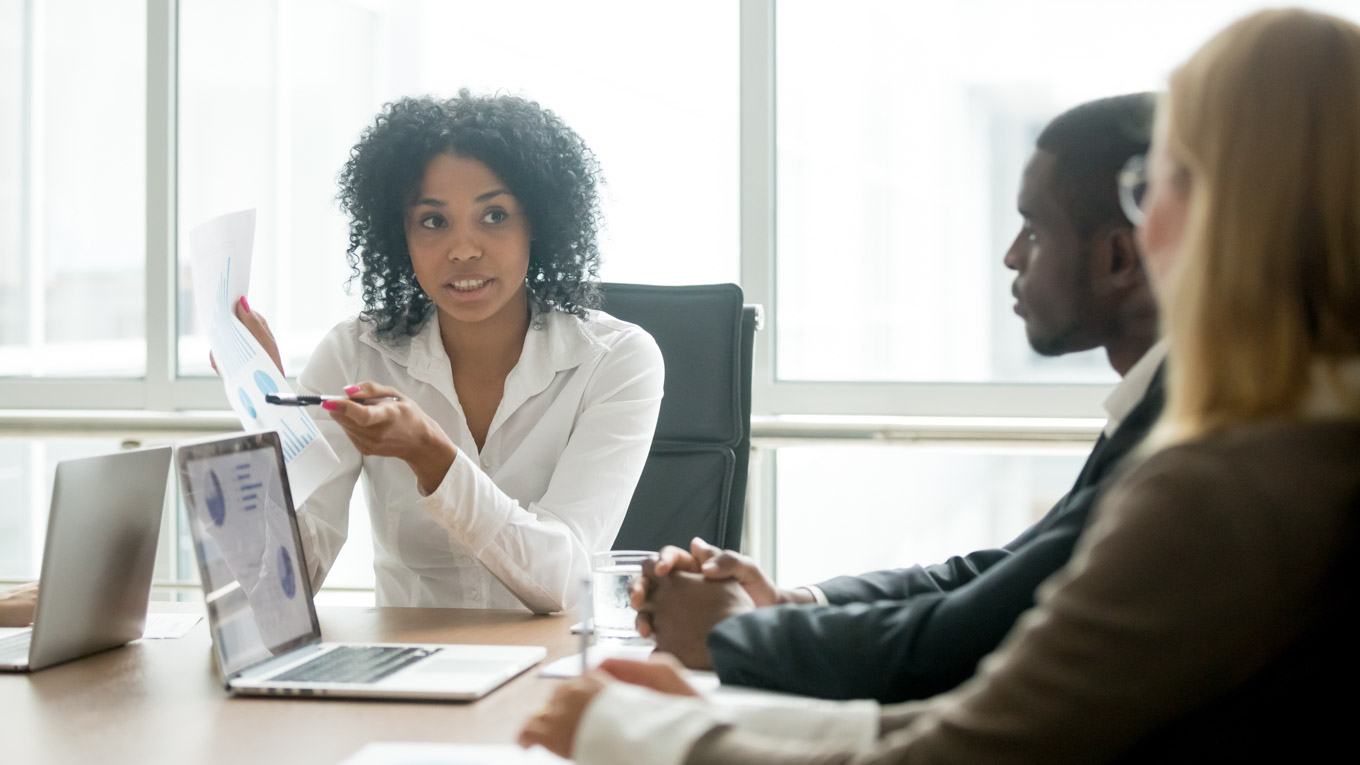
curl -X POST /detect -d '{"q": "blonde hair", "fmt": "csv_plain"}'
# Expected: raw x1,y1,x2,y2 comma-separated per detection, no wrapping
1155,8,1360,445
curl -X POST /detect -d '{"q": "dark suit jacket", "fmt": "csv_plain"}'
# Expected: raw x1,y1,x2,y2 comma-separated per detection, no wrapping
707,367,1166,703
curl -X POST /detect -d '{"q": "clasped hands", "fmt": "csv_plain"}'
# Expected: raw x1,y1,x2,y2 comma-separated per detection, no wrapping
631,536,815,669
517,539,808,758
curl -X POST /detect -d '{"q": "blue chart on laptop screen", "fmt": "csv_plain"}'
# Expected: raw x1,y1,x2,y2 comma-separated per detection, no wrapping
184,445,314,677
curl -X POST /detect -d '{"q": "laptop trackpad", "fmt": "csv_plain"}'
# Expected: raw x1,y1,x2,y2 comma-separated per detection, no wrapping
416,657,524,678
389,647,543,693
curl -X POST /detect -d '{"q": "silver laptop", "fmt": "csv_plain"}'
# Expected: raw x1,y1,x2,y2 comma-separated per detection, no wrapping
0,445,174,672
177,432,545,700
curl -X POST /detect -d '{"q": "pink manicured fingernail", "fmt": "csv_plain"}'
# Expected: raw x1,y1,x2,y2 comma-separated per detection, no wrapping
321,400,338,411
344,385,361,395
239,296,251,313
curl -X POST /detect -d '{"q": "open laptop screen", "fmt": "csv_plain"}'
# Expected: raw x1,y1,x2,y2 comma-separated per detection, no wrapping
179,432,321,678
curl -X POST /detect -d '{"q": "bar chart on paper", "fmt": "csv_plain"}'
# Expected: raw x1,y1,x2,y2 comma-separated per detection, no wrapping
190,208,340,505
210,261,258,379
249,368,320,461
208,260,320,462
276,413,322,462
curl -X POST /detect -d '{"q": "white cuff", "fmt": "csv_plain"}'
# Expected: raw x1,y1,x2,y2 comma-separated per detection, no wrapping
575,683,726,765
802,585,830,606
713,695,879,745
414,449,513,555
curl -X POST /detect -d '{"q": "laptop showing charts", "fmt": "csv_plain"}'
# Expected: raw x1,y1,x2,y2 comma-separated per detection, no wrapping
177,431,544,700
0,445,173,672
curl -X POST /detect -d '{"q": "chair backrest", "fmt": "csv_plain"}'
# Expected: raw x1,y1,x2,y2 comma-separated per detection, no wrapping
598,283,756,552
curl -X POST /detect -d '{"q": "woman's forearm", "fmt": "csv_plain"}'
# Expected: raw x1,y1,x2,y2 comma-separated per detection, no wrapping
406,420,458,495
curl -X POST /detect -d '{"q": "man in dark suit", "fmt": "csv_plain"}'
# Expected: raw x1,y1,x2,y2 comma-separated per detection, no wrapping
632,93,1165,703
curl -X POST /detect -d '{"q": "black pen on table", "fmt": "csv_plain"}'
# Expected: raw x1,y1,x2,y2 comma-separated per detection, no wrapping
264,394,400,406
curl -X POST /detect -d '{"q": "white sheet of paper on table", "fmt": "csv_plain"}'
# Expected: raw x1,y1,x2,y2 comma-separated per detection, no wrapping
188,209,339,506
538,643,656,678
339,743,568,765
138,612,203,640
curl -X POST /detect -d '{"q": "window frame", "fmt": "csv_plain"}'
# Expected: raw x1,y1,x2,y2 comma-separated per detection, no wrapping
0,0,1116,420
740,0,1112,419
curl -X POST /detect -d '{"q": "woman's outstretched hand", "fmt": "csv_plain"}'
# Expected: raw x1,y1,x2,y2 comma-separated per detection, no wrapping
323,382,457,494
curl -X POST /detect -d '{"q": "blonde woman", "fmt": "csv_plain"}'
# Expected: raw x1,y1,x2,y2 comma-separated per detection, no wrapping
520,8,1360,762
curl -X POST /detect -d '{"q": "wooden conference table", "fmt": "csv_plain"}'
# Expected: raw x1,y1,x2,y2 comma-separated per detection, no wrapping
3,603,583,764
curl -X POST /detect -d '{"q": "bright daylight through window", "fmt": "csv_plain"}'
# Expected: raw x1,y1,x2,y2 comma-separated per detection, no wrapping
4,0,1359,593
175,0,739,378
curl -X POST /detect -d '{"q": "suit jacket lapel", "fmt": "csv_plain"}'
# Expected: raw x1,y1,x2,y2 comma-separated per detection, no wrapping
1077,364,1167,490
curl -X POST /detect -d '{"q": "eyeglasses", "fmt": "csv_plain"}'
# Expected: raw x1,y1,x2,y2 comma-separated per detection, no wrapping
1118,154,1148,226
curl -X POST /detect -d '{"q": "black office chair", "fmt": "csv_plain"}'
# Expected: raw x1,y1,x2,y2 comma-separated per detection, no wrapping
599,283,757,552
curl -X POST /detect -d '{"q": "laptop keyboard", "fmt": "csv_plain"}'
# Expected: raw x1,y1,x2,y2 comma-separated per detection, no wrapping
269,645,439,685
0,631,32,664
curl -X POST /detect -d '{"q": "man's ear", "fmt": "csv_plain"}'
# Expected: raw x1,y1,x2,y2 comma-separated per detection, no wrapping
1090,224,1145,294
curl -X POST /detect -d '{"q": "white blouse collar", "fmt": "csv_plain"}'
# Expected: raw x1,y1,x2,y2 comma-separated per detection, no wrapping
355,308,608,404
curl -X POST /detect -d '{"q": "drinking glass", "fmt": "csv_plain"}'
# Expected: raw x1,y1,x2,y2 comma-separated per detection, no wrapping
590,550,658,641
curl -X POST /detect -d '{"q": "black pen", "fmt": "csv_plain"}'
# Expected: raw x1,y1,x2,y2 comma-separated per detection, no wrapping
264,394,399,406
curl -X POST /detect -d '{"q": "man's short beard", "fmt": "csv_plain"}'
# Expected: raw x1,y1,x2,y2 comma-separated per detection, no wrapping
1028,321,1087,358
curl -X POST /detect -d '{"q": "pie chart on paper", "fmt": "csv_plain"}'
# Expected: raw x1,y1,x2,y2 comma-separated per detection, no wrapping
253,370,279,396
237,388,257,419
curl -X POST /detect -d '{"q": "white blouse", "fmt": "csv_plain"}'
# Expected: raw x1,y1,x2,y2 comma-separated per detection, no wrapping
293,308,664,614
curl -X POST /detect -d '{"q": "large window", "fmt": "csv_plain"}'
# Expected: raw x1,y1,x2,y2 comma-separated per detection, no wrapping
7,0,1360,596
0,0,146,378
772,0,1360,385
175,0,740,378
774,443,1087,585
8,0,1358,406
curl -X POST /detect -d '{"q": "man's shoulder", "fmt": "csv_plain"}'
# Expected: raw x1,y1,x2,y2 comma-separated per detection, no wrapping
1026,377,1166,534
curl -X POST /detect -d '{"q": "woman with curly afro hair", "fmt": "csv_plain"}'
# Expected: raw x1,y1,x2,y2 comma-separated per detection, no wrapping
239,91,663,614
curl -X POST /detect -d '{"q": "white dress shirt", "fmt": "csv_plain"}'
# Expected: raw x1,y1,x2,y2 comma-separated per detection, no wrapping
1101,339,1168,437
293,308,663,614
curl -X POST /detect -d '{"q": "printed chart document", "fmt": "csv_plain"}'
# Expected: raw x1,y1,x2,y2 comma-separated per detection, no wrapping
340,743,568,764
188,209,339,504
